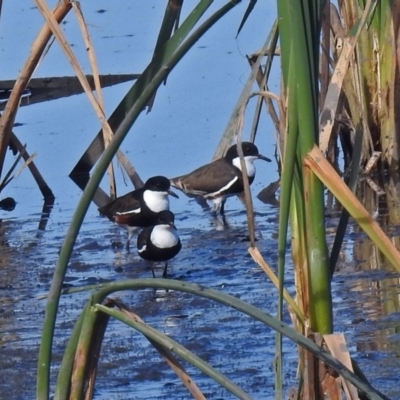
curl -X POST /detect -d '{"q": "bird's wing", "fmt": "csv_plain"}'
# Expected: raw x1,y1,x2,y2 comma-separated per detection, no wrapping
114,190,142,213
137,227,151,253
170,160,239,197
98,188,143,218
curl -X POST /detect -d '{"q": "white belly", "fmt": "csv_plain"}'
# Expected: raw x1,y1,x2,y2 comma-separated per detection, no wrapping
151,225,179,248
143,190,169,212
232,156,256,178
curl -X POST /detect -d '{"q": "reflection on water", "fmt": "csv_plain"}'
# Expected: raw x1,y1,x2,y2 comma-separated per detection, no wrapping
2,0,398,398
0,186,400,398
332,267,400,397
327,176,400,399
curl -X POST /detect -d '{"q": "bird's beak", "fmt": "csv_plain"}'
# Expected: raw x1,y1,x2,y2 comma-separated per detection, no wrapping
169,222,178,230
168,189,179,199
258,154,272,162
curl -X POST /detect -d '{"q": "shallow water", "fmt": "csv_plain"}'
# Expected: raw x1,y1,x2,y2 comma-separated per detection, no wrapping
1,193,400,399
0,1,400,399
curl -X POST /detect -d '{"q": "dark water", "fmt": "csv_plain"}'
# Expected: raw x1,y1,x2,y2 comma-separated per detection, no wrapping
0,1,399,399
0,194,400,399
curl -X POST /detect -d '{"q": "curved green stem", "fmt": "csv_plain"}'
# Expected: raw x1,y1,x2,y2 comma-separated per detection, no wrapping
96,304,252,400
37,2,242,398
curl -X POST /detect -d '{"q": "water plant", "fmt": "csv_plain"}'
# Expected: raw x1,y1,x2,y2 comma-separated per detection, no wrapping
0,1,398,399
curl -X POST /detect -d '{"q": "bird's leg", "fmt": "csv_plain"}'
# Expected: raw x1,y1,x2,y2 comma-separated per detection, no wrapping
211,197,224,216
162,262,168,278
219,200,226,215
125,228,137,252
146,261,157,278
125,228,136,252
194,197,210,212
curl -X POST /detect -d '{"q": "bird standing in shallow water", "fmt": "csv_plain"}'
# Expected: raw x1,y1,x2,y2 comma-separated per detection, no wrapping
137,210,181,277
170,142,271,215
98,176,179,250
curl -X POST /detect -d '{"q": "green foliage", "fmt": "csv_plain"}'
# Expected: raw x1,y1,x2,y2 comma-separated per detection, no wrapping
59,279,387,400
30,1,399,399
37,2,243,398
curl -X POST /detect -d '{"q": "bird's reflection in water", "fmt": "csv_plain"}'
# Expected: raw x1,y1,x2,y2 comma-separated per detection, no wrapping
210,214,230,231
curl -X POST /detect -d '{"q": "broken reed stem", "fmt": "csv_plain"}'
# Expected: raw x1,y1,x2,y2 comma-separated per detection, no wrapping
9,132,54,198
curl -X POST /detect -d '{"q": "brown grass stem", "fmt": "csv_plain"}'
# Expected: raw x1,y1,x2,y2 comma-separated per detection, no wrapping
249,247,305,325
305,145,400,272
71,1,116,199
111,299,207,400
0,0,72,177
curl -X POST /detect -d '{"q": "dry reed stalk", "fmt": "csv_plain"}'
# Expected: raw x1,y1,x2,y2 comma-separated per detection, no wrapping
247,55,282,157
235,108,256,248
35,0,144,197
324,334,360,400
0,0,72,177
319,0,375,154
71,2,116,199
305,145,400,272
249,246,305,325
9,132,53,198
34,0,108,127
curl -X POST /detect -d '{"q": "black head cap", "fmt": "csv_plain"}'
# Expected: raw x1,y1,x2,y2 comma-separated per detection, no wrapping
155,210,176,226
225,142,271,162
144,176,171,192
